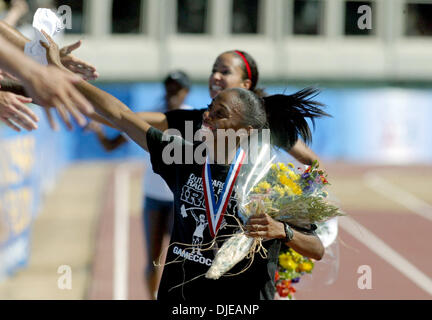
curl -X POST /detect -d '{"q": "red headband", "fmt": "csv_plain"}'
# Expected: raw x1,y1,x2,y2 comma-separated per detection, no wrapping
234,50,252,81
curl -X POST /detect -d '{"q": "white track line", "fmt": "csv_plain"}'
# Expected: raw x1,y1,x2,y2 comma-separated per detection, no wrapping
364,172,432,222
113,164,130,300
340,215,432,296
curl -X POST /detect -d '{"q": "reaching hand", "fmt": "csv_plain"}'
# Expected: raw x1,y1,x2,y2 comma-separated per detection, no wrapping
60,40,99,80
21,31,94,130
22,65,92,130
0,91,38,131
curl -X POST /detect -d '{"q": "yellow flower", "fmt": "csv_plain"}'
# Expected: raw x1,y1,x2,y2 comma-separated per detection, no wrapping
288,163,295,168
274,185,285,196
298,262,314,273
278,174,290,186
283,185,294,196
279,163,289,172
289,249,303,263
253,181,272,193
288,169,300,181
279,253,298,271
257,181,271,190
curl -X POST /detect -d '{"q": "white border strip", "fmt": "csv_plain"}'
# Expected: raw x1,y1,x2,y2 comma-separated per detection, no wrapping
339,216,432,296
113,164,130,300
364,172,432,222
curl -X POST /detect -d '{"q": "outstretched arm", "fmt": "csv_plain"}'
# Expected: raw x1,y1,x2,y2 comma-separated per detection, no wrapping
87,110,168,132
42,33,153,150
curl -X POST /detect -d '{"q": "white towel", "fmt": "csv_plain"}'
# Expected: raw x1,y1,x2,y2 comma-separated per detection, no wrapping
24,8,62,65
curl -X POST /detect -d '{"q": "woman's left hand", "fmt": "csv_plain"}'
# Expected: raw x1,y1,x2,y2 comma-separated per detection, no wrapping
245,213,285,240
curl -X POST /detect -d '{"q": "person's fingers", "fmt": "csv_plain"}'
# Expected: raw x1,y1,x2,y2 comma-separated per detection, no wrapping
245,224,267,232
41,30,55,46
14,95,32,104
9,113,36,131
44,107,59,131
247,216,269,226
9,104,38,130
244,230,266,238
52,97,73,130
40,40,49,50
66,84,94,115
60,93,87,127
14,96,38,122
63,40,82,55
0,116,21,132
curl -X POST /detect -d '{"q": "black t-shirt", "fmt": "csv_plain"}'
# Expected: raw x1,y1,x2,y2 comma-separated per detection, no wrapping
165,108,206,143
146,127,281,301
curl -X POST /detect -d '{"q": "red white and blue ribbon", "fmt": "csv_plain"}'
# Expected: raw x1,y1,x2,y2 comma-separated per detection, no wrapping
202,148,246,238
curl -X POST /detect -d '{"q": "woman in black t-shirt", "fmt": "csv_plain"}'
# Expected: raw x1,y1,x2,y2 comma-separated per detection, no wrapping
43,36,328,300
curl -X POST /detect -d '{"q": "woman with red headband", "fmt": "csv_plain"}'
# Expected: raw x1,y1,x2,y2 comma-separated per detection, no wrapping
154,50,319,165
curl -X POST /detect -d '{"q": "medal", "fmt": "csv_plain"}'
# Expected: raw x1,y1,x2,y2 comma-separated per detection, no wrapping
202,148,246,238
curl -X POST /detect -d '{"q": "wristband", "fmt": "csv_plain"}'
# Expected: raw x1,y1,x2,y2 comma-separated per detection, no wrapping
283,223,294,243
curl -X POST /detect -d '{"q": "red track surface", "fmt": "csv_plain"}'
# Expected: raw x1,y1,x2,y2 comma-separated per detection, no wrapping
88,164,432,300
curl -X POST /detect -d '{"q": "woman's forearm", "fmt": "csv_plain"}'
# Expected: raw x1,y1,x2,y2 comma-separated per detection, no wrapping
285,230,324,261
136,112,168,131
74,79,152,150
0,36,42,80
0,21,30,50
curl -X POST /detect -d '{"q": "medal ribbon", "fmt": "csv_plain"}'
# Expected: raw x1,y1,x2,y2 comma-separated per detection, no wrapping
202,148,246,238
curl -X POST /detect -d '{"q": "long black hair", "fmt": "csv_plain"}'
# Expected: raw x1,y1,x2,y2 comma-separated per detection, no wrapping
233,87,330,149
263,87,330,148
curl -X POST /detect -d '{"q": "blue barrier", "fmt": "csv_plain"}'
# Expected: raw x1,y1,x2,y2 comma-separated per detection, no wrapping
1,83,431,280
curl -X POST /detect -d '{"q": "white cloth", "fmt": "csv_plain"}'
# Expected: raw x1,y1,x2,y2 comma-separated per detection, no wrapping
24,8,62,65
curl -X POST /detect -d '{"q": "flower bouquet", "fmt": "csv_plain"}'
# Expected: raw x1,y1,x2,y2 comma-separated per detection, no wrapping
276,248,314,299
205,144,343,280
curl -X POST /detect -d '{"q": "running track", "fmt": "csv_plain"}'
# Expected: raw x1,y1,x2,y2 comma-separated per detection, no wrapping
87,162,432,300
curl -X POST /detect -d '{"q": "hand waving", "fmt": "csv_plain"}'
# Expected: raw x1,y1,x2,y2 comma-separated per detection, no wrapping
0,91,38,131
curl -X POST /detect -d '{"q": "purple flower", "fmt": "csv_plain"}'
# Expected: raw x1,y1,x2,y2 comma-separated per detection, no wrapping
302,173,310,179
292,277,300,283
